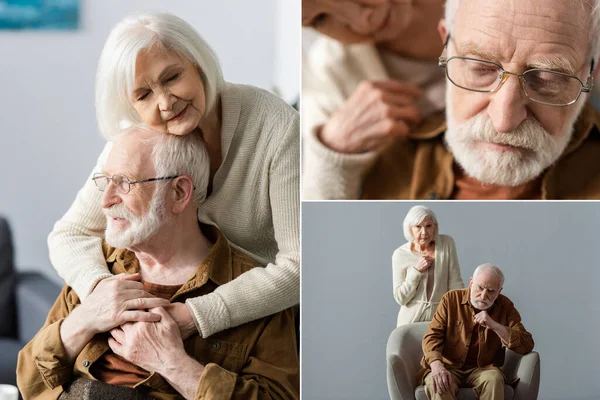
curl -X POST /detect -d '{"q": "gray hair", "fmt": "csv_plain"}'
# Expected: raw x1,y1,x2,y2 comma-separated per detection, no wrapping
444,0,600,64
473,263,505,287
96,11,224,140
403,205,439,242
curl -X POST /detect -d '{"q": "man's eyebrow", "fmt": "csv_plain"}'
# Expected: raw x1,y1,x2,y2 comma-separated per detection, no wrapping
456,41,499,62
527,57,576,75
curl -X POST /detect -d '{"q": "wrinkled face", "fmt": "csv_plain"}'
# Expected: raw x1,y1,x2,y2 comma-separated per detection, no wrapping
101,133,167,248
302,0,414,43
469,271,502,310
410,216,435,245
131,45,206,136
443,0,591,186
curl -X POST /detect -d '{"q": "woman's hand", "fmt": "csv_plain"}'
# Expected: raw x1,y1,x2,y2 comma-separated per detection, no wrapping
415,255,433,273
79,273,171,335
319,79,422,154
166,302,198,339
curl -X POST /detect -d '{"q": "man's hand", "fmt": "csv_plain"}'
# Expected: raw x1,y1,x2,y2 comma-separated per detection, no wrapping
166,302,197,339
79,273,170,335
320,80,422,154
430,360,453,394
474,311,510,343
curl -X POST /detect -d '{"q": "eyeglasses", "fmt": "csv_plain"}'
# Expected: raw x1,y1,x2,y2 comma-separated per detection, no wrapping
92,173,179,194
438,34,595,107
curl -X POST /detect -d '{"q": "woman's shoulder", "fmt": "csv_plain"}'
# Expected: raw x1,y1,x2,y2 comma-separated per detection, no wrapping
437,234,456,246
225,82,297,120
392,242,412,259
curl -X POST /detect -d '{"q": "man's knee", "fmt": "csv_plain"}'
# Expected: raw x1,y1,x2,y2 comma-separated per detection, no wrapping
474,368,504,391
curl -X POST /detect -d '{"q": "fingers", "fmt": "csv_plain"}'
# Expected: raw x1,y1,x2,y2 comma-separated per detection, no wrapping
441,372,450,393
432,376,438,394
115,273,141,281
110,327,124,342
124,297,171,310
370,80,423,98
120,310,162,324
108,337,122,355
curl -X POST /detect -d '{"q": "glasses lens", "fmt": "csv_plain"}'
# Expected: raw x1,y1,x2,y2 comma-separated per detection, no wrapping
522,70,582,105
112,175,130,194
447,58,502,92
93,174,109,191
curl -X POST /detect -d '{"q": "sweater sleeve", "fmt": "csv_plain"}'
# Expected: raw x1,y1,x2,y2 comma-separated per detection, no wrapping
392,248,424,306
445,236,465,290
47,142,114,300
186,110,300,338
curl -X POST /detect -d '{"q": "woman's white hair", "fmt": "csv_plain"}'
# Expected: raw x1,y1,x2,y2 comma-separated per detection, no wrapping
96,11,224,140
403,205,439,242
473,263,505,287
444,0,600,64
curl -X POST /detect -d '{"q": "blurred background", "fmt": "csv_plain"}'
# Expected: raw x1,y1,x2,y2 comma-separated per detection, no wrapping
0,0,300,283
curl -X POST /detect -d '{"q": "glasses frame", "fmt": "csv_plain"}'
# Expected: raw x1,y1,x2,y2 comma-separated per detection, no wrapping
92,173,179,194
438,33,595,107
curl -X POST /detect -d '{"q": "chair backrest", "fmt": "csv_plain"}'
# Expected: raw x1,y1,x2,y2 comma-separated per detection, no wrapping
0,216,17,338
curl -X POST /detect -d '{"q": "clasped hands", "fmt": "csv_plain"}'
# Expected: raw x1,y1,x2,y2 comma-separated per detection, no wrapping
73,273,197,373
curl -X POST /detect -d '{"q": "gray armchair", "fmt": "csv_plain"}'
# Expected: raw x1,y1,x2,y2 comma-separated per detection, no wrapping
386,322,540,400
0,217,62,385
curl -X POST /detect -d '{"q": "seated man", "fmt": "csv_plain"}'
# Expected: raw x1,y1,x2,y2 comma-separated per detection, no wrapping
17,128,299,400
420,264,533,400
305,0,600,199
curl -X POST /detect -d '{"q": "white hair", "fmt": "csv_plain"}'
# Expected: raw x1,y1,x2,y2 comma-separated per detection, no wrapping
444,0,600,64
403,206,439,242
473,263,505,287
95,11,224,140
150,132,210,208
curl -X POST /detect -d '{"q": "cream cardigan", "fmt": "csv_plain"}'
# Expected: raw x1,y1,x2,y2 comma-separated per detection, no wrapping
392,234,464,327
48,83,300,338
302,35,446,199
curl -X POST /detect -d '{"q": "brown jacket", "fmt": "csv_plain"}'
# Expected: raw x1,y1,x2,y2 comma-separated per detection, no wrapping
421,288,534,372
362,102,600,199
17,227,299,400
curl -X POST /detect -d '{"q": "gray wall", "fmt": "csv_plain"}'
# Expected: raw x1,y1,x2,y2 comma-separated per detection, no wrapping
0,0,299,282
302,202,600,400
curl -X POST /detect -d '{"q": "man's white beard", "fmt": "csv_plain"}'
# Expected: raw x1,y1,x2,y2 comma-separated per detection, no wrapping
444,87,584,186
470,296,493,311
104,186,167,249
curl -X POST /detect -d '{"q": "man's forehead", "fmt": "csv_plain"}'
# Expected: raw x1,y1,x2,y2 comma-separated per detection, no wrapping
473,274,501,289
104,135,154,177
454,0,589,71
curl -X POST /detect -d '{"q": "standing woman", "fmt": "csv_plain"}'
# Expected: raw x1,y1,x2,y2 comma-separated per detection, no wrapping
48,12,299,339
392,206,463,326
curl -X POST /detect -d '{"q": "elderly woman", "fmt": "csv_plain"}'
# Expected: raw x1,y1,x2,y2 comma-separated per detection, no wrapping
302,0,447,199
392,206,464,326
48,12,298,339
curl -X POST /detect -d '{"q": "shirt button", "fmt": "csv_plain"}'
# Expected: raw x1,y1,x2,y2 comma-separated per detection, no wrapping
83,360,90,367
211,342,221,350
427,192,439,200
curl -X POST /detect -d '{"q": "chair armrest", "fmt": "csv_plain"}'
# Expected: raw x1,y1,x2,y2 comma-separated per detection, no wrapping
386,323,429,400
16,272,62,344
513,351,540,400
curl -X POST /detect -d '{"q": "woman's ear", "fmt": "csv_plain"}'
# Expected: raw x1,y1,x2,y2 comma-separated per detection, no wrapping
171,176,194,214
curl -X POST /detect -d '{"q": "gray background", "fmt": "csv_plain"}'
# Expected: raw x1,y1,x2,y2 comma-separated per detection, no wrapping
302,202,600,400
0,0,299,282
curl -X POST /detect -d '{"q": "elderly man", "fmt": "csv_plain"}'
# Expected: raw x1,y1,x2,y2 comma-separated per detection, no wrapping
419,264,533,400
17,128,299,400
304,0,600,199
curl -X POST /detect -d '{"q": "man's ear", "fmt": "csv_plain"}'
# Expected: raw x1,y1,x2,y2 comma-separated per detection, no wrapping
468,277,473,288
438,19,448,45
171,176,194,214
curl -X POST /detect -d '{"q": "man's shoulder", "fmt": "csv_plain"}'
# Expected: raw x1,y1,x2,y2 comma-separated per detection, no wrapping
441,287,468,303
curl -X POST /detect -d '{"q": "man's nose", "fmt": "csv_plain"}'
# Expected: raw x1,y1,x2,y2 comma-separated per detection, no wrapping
487,74,528,133
101,183,122,209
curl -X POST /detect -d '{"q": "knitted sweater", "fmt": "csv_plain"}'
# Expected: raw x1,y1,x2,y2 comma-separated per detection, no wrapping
302,35,445,199
47,83,300,338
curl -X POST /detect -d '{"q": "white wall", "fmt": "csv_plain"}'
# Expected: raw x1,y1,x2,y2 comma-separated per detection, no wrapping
0,0,299,281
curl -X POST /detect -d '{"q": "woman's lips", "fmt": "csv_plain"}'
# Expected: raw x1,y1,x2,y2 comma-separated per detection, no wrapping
167,105,188,122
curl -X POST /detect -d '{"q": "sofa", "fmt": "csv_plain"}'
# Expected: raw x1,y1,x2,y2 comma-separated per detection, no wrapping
0,216,62,385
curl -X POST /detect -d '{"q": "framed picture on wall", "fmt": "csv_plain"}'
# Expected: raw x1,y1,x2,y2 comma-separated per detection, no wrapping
0,0,79,30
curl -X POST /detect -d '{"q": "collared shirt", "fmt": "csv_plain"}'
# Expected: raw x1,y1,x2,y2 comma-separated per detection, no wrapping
421,287,534,372
17,226,299,400
361,102,600,199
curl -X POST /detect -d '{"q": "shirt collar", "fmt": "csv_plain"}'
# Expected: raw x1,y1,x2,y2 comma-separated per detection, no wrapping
105,224,234,288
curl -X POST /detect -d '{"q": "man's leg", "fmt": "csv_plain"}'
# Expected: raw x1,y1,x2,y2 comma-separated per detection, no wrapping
423,369,462,400
466,367,505,400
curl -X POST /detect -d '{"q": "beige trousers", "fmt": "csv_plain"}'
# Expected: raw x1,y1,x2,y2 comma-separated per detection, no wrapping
423,367,505,400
